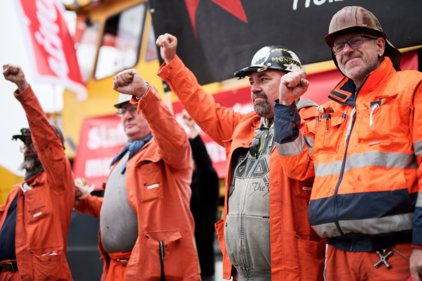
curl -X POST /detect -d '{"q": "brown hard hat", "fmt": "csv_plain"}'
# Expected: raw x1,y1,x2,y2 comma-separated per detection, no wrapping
325,6,401,72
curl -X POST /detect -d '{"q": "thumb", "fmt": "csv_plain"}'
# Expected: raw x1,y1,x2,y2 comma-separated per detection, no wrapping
301,78,310,92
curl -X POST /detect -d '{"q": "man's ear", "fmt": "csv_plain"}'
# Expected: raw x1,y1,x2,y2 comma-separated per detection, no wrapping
375,37,386,55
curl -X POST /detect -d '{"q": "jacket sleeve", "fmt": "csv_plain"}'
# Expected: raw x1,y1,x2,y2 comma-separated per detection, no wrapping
74,194,103,219
157,55,244,146
274,100,317,181
410,81,422,246
15,86,73,193
130,85,191,169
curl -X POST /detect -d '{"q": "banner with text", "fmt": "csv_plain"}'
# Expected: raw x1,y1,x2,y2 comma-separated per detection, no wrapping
16,0,87,100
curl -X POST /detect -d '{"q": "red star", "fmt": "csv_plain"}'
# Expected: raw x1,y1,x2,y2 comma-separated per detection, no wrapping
185,0,248,37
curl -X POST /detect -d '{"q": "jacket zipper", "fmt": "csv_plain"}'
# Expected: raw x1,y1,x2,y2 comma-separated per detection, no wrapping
332,75,369,251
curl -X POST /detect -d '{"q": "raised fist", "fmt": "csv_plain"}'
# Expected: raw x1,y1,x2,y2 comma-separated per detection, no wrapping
156,33,178,65
3,64,29,93
278,71,309,106
112,69,148,98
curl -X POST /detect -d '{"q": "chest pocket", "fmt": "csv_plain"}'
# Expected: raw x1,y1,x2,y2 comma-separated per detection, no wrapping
138,162,163,202
24,187,53,224
314,113,345,154
358,93,399,143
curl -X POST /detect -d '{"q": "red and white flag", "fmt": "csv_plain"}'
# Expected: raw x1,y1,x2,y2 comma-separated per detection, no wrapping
15,0,87,100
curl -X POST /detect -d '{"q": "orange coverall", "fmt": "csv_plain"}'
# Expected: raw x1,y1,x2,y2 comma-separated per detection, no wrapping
0,86,75,281
76,86,200,281
157,55,326,281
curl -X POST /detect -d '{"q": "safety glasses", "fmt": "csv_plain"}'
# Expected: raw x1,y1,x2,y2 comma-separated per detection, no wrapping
116,106,137,117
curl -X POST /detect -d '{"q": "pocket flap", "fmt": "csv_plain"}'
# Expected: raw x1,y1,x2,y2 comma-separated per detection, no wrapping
330,115,343,126
145,230,182,242
31,246,63,257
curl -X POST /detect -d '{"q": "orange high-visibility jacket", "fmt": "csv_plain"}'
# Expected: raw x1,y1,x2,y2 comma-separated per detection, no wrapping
157,55,326,281
274,57,422,251
0,86,75,280
76,86,200,281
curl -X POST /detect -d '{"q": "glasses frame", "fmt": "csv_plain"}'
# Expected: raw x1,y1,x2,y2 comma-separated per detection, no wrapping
115,106,138,118
331,35,379,56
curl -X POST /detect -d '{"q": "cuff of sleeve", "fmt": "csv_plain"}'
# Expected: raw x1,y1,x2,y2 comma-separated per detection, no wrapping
412,227,422,246
130,81,153,114
412,245,422,249
14,85,33,101
157,55,183,80
274,99,301,144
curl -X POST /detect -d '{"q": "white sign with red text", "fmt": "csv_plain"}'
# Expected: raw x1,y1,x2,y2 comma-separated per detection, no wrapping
15,0,86,100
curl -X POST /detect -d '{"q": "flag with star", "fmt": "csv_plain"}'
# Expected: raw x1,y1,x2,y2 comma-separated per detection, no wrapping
149,0,422,85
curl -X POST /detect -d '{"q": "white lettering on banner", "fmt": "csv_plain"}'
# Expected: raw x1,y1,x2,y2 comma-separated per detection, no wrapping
85,157,114,178
87,123,127,150
205,142,226,163
33,0,69,78
293,0,343,10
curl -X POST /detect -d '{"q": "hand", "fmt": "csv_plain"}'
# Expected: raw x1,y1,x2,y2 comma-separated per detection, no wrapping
3,64,29,93
182,110,198,138
156,33,178,65
278,71,309,106
112,69,148,98
410,248,422,281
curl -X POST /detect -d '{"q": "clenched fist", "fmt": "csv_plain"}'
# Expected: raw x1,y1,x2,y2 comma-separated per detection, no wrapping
112,69,148,98
3,64,29,93
156,33,178,65
278,71,309,106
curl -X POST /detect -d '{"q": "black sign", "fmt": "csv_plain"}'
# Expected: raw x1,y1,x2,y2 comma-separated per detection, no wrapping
149,0,422,85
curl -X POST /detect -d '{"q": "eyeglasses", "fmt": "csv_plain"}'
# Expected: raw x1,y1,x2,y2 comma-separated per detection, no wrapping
116,106,137,117
20,142,35,153
249,127,269,159
331,35,378,56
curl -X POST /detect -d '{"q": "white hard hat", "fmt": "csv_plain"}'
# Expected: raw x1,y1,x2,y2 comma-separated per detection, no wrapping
114,93,132,108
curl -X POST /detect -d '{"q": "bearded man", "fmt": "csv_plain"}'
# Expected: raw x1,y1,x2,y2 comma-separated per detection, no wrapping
156,34,326,281
0,65,74,280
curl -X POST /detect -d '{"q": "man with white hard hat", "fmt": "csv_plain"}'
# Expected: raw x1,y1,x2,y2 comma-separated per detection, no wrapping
74,73,200,281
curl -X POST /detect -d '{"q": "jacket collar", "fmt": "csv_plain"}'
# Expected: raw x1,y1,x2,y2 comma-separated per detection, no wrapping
328,57,397,105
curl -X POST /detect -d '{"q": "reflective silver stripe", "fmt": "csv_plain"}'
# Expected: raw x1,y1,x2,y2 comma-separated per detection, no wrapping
304,136,314,154
417,191,422,208
315,151,417,178
413,140,422,159
275,131,306,156
312,213,414,238
312,223,342,238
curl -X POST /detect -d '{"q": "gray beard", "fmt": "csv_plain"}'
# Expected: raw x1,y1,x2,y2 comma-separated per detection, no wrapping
254,100,271,117
20,157,44,181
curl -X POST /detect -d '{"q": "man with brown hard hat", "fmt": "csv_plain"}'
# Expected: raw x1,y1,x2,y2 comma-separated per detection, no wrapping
0,65,75,280
156,34,326,280
274,6,422,281
74,70,200,280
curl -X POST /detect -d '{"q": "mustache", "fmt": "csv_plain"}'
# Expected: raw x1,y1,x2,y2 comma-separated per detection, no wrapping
253,92,268,102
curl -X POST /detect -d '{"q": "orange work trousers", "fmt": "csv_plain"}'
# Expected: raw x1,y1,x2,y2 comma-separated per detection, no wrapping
107,252,131,281
0,260,20,281
326,242,412,281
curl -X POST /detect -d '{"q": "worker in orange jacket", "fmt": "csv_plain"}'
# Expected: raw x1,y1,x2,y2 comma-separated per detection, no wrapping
156,34,326,280
0,65,74,280
274,6,422,281
74,70,200,280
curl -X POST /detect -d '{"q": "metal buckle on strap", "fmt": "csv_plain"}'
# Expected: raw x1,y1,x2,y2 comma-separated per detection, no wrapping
1,262,17,273
7,262,16,273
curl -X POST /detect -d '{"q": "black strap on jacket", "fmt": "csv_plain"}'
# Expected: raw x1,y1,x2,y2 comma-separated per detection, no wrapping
0,261,18,272
159,241,166,281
